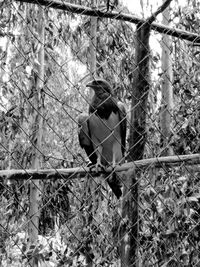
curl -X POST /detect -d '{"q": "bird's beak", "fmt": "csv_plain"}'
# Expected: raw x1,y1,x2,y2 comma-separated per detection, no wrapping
86,81,93,88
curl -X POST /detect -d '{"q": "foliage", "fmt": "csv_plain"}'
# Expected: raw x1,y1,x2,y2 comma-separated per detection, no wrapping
139,167,200,266
171,0,200,155
1,232,87,266
1,0,200,266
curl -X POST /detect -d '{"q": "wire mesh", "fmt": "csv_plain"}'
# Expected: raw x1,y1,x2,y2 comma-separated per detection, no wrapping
0,0,200,266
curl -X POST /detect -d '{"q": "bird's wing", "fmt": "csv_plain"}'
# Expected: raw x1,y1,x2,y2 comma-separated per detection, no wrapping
78,113,122,199
78,113,97,164
117,101,127,157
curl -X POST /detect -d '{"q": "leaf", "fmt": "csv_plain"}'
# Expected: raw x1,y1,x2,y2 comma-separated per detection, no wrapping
188,195,200,202
181,118,188,129
33,58,41,69
25,65,32,75
178,175,187,182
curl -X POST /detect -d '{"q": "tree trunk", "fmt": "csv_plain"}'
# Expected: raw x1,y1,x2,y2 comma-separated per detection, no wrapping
120,1,172,263
84,2,97,266
120,22,151,267
28,6,45,267
89,10,97,79
160,2,173,156
120,168,138,267
128,22,151,162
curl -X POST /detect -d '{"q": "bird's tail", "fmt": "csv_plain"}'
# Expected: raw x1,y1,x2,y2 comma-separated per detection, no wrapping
107,172,122,199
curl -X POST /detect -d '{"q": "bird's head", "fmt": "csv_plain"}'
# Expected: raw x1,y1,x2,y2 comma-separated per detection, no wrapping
86,79,112,94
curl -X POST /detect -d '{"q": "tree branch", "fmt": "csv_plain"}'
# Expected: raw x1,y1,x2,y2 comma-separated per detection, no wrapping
14,0,200,44
147,0,173,25
1,153,200,180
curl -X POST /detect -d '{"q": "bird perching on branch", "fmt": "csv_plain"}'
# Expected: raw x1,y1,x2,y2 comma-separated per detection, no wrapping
78,79,126,198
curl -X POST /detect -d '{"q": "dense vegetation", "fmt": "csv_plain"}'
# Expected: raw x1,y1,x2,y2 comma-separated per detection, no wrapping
0,0,200,266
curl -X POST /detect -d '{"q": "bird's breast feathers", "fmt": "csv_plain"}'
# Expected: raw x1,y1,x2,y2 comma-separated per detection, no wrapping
89,112,121,141
89,111,122,164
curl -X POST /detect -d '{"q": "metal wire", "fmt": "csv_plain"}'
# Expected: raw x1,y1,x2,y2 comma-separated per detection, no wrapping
0,0,200,266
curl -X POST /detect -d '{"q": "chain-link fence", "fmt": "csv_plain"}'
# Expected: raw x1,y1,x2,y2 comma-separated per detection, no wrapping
1,0,200,266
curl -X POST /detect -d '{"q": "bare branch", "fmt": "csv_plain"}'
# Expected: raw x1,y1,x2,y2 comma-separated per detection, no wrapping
147,0,173,25
1,153,200,180
14,0,200,44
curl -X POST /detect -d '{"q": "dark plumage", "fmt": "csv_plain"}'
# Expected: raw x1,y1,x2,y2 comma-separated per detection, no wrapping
78,79,126,198
78,113,97,165
88,80,118,120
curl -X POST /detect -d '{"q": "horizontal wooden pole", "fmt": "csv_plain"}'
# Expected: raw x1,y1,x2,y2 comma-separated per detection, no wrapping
0,153,200,180
14,0,200,44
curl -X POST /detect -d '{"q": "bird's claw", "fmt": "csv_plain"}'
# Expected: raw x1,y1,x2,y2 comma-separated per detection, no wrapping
96,162,106,173
87,162,94,168
88,163,105,173
87,163,96,172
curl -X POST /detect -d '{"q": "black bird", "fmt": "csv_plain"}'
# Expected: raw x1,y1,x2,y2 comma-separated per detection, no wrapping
78,79,126,198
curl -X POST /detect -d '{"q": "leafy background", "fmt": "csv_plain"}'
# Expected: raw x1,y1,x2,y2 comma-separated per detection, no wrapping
0,0,200,266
